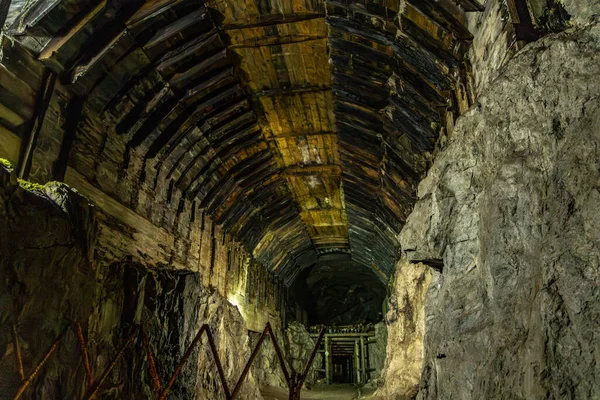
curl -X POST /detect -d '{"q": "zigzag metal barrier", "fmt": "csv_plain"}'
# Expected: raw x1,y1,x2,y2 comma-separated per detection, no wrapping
10,321,325,400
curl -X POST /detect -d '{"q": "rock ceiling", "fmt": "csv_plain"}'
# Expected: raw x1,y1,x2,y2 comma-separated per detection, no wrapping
6,0,481,284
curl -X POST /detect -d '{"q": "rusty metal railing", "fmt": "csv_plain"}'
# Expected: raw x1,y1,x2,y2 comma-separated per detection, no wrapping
10,321,324,400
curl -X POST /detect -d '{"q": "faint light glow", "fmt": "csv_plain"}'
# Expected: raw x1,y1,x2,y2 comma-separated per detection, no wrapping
227,293,247,320
228,294,240,308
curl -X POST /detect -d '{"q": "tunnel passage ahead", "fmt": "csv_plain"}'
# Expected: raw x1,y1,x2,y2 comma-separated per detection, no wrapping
291,261,386,325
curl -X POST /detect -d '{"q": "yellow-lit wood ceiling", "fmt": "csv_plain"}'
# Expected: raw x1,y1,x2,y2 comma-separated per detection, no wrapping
210,0,350,255
6,0,481,282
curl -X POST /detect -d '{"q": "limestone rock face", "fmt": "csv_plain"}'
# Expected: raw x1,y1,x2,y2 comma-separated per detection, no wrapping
400,21,600,400
374,260,432,399
562,0,600,25
0,166,263,400
284,321,322,387
250,331,289,390
366,321,387,385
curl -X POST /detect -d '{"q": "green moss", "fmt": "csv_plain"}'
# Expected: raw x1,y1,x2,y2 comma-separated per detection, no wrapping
0,158,13,169
17,178,45,191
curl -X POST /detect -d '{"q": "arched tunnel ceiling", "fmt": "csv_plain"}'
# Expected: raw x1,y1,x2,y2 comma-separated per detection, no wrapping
6,0,482,284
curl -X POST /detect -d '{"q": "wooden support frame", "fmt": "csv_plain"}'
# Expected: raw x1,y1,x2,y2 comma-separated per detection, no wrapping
353,340,361,386
324,336,331,385
506,0,541,46
360,336,366,384
17,68,57,180
311,328,377,386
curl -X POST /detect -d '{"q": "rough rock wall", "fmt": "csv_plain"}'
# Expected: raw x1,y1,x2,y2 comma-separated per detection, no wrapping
400,20,600,400
366,321,387,385
466,0,517,95
374,260,432,399
562,0,600,24
0,165,263,399
283,322,322,387
250,321,322,391
249,332,288,390
0,33,285,333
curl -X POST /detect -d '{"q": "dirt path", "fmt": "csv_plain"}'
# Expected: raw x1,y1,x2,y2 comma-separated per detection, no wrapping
260,384,376,400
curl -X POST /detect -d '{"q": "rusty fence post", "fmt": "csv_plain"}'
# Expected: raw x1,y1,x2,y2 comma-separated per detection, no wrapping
11,321,323,400
12,326,69,400
74,322,94,388
158,324,232,400
140,327,162,392
288,328,324,400
229,322,288,400
82,326,140,400
11,325,25,382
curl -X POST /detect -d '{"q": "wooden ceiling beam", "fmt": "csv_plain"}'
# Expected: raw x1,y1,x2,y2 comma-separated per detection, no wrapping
221,13,325,30
229,35,327,48
268,130,336,139
284,164,342,177
252,85,331,98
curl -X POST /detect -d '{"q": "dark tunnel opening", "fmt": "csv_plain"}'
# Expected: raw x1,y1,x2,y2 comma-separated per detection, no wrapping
289,261,386,326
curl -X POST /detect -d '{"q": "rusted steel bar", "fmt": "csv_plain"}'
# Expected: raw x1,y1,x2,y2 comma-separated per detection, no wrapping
299,328,325,384
82,326,140,400
266,322,291,384
12,325,25,382
159,324,229,400
288,328,325,400
12,326,69,400
205,327,231,399
140,327,162,392
229,323,275,399
74,322,94,387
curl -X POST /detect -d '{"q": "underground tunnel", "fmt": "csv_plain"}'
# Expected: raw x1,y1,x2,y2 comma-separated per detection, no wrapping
1,0,600,399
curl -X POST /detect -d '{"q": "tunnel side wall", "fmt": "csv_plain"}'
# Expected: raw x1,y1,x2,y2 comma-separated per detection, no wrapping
374,259,432,399
399,19,600,399
0,33,285,334
0,165,267,399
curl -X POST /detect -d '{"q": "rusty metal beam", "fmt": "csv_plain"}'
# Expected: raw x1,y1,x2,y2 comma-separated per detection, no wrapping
11,325,24,382
82,326,140,400
140,327,162,392
74,322,94,388
300,328,325,380
12,326,69,400
158,324,231,400
229,323,280,399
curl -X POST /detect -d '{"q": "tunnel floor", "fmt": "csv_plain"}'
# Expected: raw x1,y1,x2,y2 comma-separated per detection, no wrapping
260,384,376,400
